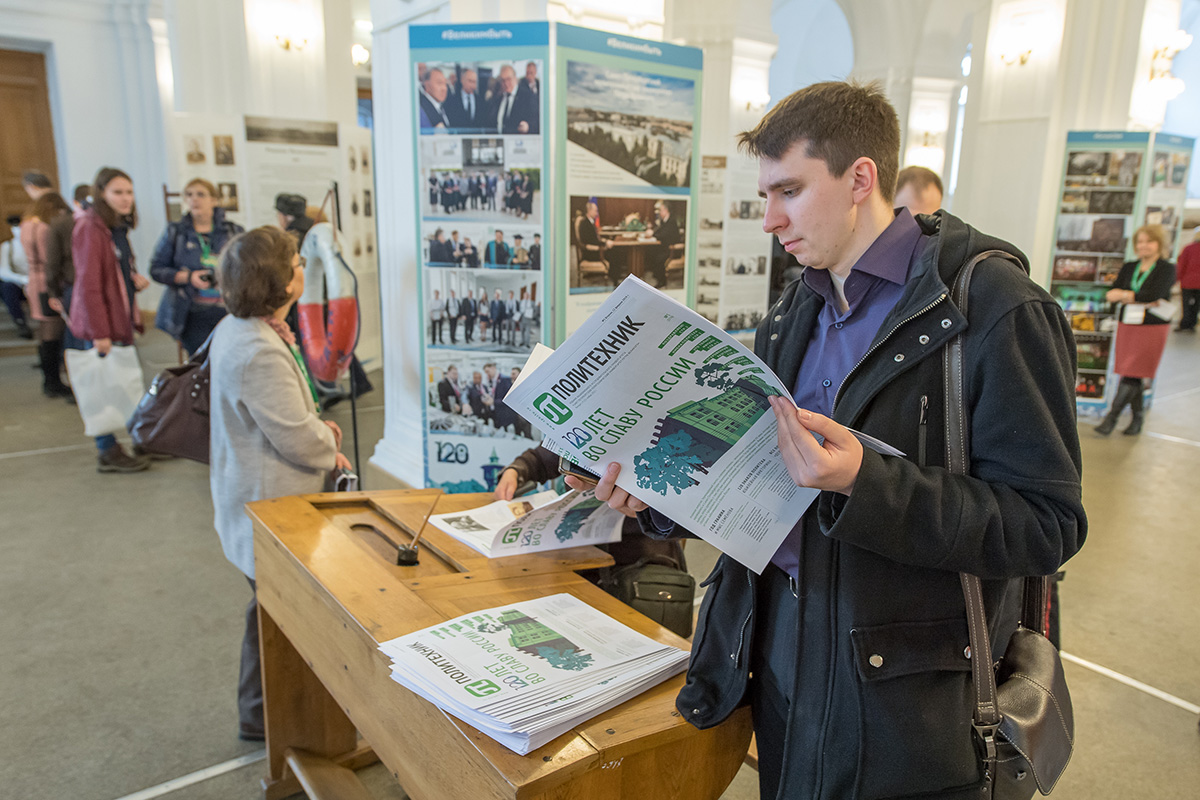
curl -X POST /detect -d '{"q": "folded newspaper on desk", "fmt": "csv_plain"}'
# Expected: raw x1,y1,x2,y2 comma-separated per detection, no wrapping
379,593,689,755
427,489,624,557
505,276,902,574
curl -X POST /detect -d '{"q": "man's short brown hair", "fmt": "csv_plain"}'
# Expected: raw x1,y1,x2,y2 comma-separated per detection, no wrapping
896,166,944,197
738,81,901,201
220,227,297,318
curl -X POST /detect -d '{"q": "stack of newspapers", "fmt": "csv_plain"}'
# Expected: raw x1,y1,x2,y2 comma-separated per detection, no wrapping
378,593,689,754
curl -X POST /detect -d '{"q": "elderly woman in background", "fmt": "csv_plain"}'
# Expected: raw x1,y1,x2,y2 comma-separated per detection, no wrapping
208,226,351,741
150,178,244,355
1096,224,1176,436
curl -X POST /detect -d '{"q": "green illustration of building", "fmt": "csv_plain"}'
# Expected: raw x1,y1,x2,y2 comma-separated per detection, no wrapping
651,374,775,454
496,609,594,671
635,374,778,496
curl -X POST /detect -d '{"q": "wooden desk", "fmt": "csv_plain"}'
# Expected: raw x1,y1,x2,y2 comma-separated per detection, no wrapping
247,489,751,800
600,235,659,280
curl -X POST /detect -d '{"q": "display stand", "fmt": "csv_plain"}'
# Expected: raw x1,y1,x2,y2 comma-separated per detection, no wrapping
1048,130,1194,418
246,489,752,800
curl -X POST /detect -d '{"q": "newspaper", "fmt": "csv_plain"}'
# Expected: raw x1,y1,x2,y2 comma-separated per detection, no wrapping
378,593,688,754
505,276,901,573
427,490,624,557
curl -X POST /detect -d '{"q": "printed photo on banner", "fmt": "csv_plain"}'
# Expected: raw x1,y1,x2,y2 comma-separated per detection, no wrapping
184,136,206,164
722,306,765,333
425,268,541,354
1055,214,1129,255
245,116,339,147
726,255,767,276
1064,150,1141,188
425,349,537,442
1051,255,1098,283
213,135,235,165
218,182,239,212
422,166,540,224
568,195,686,293
566,61,694,188
423,223,541,270
416,59,542,134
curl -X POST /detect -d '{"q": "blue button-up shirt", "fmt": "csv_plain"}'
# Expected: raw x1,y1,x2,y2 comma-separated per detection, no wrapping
770,208,927,579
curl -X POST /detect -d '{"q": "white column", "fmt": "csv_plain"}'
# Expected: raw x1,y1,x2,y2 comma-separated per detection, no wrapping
368,0,451,487
954,0,1182,285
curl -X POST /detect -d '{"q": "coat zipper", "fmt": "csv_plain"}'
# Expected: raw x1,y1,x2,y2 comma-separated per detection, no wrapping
918,395,928,467
833,293,948,412
732,571,753,666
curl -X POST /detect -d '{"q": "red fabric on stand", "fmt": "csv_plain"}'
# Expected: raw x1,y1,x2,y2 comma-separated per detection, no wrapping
1113,322,1169,378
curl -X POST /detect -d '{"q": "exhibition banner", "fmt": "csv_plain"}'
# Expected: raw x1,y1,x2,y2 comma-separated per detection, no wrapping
554,24,703,338
1049,131,1193,417
411,23,551,492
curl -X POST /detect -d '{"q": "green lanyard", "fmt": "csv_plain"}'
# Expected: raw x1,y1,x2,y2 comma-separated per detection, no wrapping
1130,264,1153,295
287,342,321,408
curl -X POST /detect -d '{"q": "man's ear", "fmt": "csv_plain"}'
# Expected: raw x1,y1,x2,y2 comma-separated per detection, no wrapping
848,157,880,206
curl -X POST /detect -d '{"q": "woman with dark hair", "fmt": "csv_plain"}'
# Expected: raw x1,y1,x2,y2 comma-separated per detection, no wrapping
1096,224,1177,436
208,226,351,740
21,191,75,399
150,178,243,355
69,167,151,472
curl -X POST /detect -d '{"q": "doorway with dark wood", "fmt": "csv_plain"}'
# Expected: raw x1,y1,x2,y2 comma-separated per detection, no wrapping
0,48,59,222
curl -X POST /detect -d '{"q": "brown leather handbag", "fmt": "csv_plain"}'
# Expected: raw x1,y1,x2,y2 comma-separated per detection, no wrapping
127,338,211,463
946,252,1074,799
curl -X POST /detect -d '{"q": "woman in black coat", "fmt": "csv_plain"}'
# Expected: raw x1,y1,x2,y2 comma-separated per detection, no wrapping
1096,224,1176,435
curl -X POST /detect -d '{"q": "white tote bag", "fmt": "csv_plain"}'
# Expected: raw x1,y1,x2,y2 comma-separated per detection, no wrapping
64,345,145,436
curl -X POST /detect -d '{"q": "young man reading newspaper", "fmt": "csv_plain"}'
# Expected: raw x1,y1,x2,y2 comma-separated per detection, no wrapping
564,82,1086,800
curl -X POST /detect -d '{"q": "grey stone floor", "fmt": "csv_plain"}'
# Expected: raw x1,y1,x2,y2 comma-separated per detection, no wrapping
1,323,1198,799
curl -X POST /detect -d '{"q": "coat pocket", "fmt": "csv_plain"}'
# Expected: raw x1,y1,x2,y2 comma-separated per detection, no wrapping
850,618,982,799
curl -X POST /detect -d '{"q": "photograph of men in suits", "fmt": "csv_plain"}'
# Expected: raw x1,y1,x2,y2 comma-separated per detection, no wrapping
461,289,477,343
445,289,461,344
520,62,540,99
489,289,506,344
488,363,516,432
446,68,481,129
491,64,539,135
437,365,462,413
503,290,519,346
419,68,451,130
529,233,542,270
485,230,510,266
429,289,445,344
466,370,487,418
651,200,682,287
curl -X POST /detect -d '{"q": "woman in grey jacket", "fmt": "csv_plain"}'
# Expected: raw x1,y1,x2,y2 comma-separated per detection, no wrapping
209,226,350,740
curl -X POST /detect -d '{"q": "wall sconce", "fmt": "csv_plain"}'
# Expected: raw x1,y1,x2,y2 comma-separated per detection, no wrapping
732,77,770,113
352,44,371,66
276,34,307,51
994,8,1052,66
1148,29,1192,101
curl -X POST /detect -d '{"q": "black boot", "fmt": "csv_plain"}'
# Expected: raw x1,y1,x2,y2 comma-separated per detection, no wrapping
1123,388,1145,435
40,340,74,400
1096,381,1137,435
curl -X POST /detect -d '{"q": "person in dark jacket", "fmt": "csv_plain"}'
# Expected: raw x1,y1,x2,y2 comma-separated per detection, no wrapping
150,178,244,355
1095,224,1176,436
567,81,1087,800
275,193,312,249
650,200,682,287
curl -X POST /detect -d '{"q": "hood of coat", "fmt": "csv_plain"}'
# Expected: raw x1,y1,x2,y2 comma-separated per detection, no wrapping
914,210,1031,286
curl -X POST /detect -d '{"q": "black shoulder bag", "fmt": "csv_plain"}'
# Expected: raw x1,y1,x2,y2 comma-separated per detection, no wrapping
947,252,1074,799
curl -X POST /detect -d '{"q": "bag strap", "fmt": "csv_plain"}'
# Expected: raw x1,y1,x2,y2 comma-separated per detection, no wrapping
945,249,1053,787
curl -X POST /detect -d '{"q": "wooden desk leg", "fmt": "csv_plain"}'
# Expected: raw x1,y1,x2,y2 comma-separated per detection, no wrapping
259,606,358,788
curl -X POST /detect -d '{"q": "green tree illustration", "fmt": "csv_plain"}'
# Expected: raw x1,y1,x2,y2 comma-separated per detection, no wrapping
635,430,709,495
536,646,595,671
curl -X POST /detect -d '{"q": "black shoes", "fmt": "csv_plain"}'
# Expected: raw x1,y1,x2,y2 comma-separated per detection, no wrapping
97,444,149,473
